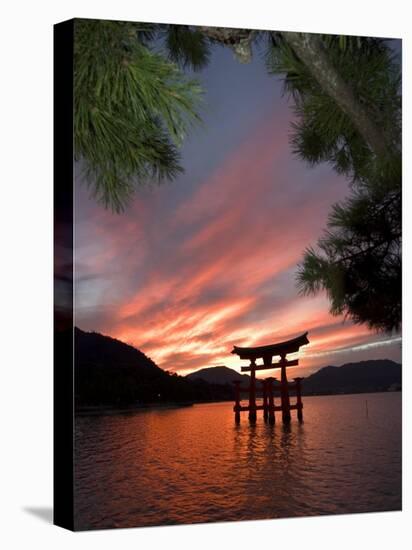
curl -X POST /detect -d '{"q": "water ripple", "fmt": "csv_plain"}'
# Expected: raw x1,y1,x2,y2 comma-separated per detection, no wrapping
74,393,401,530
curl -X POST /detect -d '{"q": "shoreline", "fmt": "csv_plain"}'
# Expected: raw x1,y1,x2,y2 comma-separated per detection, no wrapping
75,401,196,417
76,389,401,417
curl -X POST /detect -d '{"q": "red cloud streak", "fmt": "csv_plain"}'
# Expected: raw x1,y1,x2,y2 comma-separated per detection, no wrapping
75,114,400,376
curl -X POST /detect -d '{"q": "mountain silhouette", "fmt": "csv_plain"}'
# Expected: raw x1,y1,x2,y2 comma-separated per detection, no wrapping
186,365,249,384
72,327,234,410
302,359,401,395
186,359,401,395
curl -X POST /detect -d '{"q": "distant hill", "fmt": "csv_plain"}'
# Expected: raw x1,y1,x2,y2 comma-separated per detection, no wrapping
186,366,249,385
72,328,234,409
302,359,401,395
185,359,401,396
75,326,164,378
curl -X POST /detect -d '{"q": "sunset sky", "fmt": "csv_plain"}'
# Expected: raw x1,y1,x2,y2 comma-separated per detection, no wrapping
74,41,401,377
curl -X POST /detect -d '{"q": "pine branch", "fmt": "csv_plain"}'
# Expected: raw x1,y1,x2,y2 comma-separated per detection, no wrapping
281,32,388,159
74,19,203,212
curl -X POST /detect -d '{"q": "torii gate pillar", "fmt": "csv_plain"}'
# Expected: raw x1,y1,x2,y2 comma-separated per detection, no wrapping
280,353,291,423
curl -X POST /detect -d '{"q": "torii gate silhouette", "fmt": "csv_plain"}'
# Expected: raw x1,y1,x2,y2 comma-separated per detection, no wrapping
231,332,309,424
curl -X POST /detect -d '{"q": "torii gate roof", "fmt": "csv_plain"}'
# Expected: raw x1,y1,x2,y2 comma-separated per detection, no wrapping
231,332,309,360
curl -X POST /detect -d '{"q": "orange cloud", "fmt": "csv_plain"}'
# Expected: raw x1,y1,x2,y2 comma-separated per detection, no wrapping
75,113,401,376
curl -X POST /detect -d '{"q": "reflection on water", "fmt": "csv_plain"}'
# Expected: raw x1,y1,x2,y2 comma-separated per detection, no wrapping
74,392,401,530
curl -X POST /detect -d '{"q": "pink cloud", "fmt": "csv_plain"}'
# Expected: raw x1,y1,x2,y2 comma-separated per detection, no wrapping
75,112,400,376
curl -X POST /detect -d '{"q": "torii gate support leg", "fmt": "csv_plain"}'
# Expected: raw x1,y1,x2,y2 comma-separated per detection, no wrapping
262,380,268,421
267,378,275,425
248,365,257,423
295,377,303,422
280,355,291,424
233,381,241,423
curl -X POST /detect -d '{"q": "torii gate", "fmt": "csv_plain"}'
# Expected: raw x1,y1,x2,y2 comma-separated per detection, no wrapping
231,332,309,424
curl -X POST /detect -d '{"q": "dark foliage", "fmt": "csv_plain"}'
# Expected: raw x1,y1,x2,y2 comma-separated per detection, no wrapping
297,188,401,331
163,25,211,70
266,34,402,332
74,19,203,212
